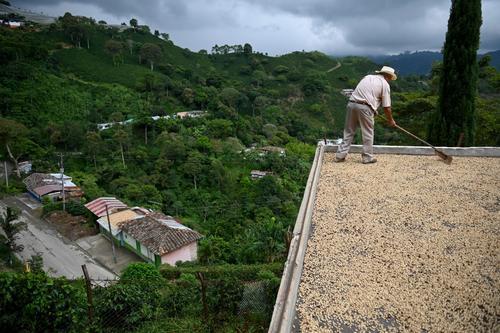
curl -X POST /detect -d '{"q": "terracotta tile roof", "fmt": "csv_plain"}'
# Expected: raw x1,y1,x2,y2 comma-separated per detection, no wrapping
119,215,203,255
85,197,128,217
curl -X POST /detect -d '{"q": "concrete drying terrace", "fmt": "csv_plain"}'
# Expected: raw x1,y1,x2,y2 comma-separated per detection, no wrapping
270,145,500,333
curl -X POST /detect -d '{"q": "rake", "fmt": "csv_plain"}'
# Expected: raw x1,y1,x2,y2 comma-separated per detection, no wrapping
394,124,453,164
378,116,453,164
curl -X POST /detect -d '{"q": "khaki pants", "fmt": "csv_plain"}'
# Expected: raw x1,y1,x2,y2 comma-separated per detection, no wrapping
336,102,375,162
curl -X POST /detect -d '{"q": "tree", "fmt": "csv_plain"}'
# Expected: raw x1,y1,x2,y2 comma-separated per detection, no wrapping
219,87,240,108
243,43,253,55
82,24,92,49
253,95,268,116
85,131,102,169
104,39,124,66
428,0,482,146
156,132,187,161
27,254,44,273
140,43,162,71
113,129,129,168
183,152,204,190
207,119,234,138
198,236,231,264
154,29,160,37
0,118,28,178
129,18,138,31
0,207,26,265
60,12,85,48
135,107,153,145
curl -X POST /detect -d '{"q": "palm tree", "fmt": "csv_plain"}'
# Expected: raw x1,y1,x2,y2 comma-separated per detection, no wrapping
0,207,26,265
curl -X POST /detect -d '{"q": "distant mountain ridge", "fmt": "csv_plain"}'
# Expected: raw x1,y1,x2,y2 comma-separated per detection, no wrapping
367,50,500,76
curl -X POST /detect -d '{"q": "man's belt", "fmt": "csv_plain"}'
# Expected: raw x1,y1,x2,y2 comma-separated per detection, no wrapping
349,100,370,107
349,100,375,113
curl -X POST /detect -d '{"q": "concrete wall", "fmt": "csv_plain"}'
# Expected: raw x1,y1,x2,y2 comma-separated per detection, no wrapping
122,231,136,248
140,242,155,261
161,242,197,266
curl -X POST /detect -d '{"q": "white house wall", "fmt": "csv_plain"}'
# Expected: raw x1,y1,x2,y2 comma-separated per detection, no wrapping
123,231,136,248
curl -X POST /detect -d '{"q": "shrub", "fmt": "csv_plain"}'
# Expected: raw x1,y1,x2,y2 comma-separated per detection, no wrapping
162,273,201,317
121,262,164,290
42,201,62,215
66,201,87,216
0,272,86,333
207,276,243,322
160,263,283,281
94,281,161,330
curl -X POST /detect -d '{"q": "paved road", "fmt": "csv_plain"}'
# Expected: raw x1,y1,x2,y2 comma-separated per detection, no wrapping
1,195,116,279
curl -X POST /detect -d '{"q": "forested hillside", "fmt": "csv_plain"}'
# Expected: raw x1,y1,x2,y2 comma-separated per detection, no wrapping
1,11,499,332
2,10,499,261
369,50,500,75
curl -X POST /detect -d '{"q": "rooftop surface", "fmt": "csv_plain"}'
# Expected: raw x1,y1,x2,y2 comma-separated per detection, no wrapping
294,153,499,332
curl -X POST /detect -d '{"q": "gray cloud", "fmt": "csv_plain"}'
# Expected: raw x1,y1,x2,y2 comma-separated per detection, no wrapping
11,0,500,55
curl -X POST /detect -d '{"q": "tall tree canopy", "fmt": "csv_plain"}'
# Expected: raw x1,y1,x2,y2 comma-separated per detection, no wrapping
140,43,162,71
428,0,482,146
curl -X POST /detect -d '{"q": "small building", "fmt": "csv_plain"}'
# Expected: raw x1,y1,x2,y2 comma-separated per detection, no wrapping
17,161,32,174
84,197,202,266
119,212,203,266
258,146,286,156
251,170,273,180
97,122,113,131
97,116,173,131
0,20,23,29
23,172,83,202
176,110,207,119
84,197,128,217
151,115,168,121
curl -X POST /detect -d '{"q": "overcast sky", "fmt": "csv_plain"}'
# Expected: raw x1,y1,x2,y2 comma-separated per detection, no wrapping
12,0,500,56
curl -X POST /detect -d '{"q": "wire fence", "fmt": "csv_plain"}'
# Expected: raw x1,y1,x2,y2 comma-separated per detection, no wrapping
80,265,277,333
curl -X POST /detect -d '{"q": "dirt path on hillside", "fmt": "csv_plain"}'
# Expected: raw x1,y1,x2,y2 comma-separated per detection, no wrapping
327,61,341,72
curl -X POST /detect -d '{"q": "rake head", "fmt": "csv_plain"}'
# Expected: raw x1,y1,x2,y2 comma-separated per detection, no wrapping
434,150,453,165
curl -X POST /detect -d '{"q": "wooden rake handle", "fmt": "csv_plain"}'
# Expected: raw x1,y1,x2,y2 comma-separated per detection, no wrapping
393,124,437,150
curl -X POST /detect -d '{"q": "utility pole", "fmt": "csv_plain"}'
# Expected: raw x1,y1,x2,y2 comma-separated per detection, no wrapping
3,161,8,188
59,153,65,212
105,204,117,264
81,264,94,324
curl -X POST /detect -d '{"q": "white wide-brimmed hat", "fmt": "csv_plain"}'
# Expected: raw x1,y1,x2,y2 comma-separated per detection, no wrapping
376,66,397,80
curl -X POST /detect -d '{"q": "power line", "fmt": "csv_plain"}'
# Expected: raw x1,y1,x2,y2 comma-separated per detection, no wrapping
59,152,66,212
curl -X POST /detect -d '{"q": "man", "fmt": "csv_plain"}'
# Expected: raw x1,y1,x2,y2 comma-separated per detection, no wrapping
336,66,397,164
